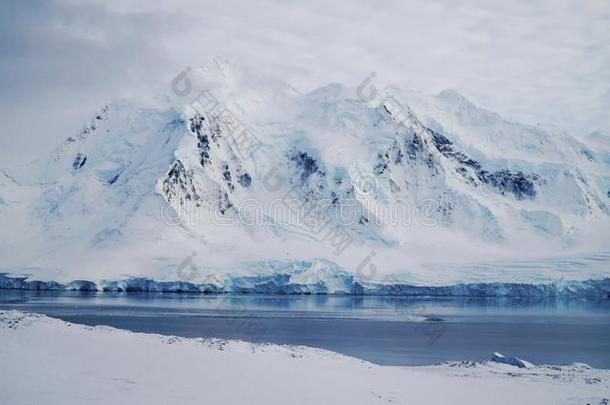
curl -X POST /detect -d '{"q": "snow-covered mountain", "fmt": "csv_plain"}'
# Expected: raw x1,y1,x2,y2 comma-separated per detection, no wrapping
1,63,609,291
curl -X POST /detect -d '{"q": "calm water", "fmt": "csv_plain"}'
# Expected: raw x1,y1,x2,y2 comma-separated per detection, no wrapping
1,290,609,368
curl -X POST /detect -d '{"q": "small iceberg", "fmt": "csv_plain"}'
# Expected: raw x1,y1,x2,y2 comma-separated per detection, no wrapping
491,352,535,369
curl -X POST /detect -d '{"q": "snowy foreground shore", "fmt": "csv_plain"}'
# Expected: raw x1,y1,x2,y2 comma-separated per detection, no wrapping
1,311,608,404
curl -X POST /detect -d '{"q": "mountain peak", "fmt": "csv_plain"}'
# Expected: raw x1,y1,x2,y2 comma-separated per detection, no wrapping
1,79,609,284
436,89,473,107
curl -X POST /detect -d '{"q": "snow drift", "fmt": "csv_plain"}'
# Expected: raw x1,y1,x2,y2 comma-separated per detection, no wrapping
1,310,608,405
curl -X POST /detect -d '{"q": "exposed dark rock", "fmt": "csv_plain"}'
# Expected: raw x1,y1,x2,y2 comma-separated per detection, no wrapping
221,163,234,192
289,150,323,184
581,149,594,161
72,154,86,170
162,160,201,206
477,170,538,200
330,191,339,205
426,127,538,199
406,134,424,160
392,144,404,165
238,173,252,188
374,152,389,175
107,173,120,185
429,129,480,169
217,191,233,215
189,114,221,168
429,129,453,154
287,151,327,203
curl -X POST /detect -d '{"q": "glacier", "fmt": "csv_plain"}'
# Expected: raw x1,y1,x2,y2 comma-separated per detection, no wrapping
1,267,609,297
1,62,609,290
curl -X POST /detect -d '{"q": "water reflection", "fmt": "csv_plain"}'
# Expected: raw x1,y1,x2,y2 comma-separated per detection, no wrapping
1,290,608,320
1,290,609,367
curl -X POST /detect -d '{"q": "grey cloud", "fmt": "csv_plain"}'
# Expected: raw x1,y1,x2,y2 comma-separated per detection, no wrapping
1,0,609,166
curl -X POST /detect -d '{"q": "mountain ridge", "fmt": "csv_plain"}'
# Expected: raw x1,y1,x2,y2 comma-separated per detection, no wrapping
1,68,609,287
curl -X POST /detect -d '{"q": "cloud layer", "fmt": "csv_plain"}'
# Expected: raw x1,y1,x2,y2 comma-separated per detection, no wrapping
1,0,609,165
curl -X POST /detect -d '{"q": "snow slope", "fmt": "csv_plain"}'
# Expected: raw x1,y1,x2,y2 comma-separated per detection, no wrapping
0,311,608,405
1,62,609,288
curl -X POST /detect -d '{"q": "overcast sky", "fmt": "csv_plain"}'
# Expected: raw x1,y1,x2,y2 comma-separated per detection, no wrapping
1,0,609,166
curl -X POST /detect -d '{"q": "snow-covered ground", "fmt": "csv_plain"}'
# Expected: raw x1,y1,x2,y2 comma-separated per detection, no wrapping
1,310,608,404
